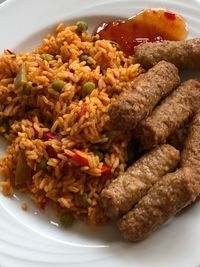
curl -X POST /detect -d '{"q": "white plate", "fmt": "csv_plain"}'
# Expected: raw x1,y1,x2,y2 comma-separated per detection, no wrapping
1,0,200,266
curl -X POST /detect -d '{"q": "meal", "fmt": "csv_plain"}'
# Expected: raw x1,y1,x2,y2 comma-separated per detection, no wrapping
1,8,200,242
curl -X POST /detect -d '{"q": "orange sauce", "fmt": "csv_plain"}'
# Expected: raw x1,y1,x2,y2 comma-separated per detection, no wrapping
94,8,188,55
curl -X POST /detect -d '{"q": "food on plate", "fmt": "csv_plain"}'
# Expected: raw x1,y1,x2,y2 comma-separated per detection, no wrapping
118,168,200,242
0,8,200,243
181,112,200,170
0,22,142,225
95,8,187,55
100,144,180,219
134,39,200,69
109,60,180,130
137,79,200,149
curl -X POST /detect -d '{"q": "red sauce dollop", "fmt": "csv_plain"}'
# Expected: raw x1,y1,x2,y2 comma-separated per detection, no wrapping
164,11,176,20
94,8,188,55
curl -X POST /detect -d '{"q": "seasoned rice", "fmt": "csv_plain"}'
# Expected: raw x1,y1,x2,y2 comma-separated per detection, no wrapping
0,23,141,225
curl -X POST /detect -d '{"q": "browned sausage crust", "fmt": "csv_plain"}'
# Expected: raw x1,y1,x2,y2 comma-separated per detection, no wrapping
109,61,180,130
134,39,200,69
100,144,180,220
181,112,200,170
118,168,200,242
137,79,200,149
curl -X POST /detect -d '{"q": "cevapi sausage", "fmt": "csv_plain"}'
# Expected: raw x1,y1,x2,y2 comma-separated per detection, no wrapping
109,60,180,130
118,168,200,242
134,39,200,69
181,112,200,170
100,144,180,220
137,79,200,149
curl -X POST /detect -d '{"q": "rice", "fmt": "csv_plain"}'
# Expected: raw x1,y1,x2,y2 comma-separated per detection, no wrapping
0,22,141,226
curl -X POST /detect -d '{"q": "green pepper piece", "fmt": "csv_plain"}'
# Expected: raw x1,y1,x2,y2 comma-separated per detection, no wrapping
15,152,31,186
22,85,31,95
39,158,47,172
80,193,88,208
14,63,27,90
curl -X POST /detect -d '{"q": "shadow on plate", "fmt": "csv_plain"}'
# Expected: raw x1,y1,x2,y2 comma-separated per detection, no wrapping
180,70,200,81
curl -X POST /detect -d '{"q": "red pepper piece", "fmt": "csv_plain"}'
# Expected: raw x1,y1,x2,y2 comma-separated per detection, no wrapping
43,131,61,141
164,11,176,20
5,49,15,55
101,164,111,184
39,200,46,210
71,152,89,166
101,164,111,174
46,145,57,158
61,162,68,173
39,60,49,70
77,103,88,121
